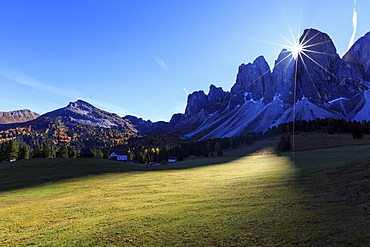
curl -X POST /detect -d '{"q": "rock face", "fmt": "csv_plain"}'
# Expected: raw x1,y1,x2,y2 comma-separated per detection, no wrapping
123,115,168,135
0,110,40,124
272,49,296,104
296,29,366,105
164,28,370,140
343,31,370,81
184,90,208,117
231,56,273,103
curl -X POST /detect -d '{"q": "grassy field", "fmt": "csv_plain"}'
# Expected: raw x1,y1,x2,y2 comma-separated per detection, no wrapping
0,144,370,246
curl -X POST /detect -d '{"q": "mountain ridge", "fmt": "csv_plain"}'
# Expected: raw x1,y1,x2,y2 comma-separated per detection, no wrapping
171,29,370,140
1,28,370,144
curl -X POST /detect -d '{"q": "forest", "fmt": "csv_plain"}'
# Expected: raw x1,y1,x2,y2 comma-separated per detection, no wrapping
0,118,368,163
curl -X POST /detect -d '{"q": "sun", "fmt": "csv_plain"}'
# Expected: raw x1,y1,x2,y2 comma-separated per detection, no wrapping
291,43,303,59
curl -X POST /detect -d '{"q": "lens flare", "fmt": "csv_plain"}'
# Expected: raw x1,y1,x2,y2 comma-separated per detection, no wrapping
291,43,303,59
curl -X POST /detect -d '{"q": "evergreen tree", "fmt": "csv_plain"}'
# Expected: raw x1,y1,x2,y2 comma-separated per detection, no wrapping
8,139,19,161
278,135,292,151
215,141,223,156
33,141,43,158
57,144,69,158
206,142,211,157
42,140,55,158
0,141,5,161
352,128,364,139
230,137,238,149
327,126,335,134
19,143,30,159
103,150,110,159
91,149,104,158
129,151,135,161
67,146,78,158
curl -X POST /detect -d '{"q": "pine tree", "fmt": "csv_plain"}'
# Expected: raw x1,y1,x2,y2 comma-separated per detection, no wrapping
1,139,20,161
278,135,292,151
67,146,78,158
230,137,238,149
8,140,19,161
215,141,223,156
33,141,43,158
57,144,69,158
0,141,5,161
19,143,30,159
91,149,104,158
206,142,211,157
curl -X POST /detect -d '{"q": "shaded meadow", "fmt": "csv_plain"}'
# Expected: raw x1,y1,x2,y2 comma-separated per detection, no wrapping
0,135,370,246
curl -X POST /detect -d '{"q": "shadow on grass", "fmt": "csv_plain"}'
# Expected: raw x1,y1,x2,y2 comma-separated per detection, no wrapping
0,158,142,192
277,145,370,245
0,139,281,193
1,143,369,195
280,145,370,181
0,156,244,192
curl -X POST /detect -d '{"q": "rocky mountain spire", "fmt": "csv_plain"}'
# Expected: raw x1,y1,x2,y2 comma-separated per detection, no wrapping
291,28,366,105
272,49,297,104
231,56,273,103
343,31,370,81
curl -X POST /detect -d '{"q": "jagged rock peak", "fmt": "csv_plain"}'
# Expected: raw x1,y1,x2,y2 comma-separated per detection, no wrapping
205,84,229,114
231,55,273,103
64,100,103,117
295,28,353,104
343,31,370,81
300,28,338,55
208,84,225,101
184,90,208,117
67,100,95,109
253,55,270,69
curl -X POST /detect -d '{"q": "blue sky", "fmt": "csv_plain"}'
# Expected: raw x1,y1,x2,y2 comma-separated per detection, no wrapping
0,0,369,121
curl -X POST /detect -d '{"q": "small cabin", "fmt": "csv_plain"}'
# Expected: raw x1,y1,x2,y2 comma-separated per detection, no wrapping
110,152,129,161
168,157,178,163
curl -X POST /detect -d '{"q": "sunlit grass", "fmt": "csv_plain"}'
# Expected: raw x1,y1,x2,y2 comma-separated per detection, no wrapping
0,146,369,246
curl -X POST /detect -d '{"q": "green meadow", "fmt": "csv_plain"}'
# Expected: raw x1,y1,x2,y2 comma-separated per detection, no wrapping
1,145,369,246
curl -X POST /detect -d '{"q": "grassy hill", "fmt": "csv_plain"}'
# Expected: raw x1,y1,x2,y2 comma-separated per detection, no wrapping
0,144,369,246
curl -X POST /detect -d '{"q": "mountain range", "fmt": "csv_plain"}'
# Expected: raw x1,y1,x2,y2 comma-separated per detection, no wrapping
1,28,370,146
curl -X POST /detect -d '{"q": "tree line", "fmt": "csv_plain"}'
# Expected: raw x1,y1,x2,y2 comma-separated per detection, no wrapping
122,118,370,163
1,118,369,163
0,140,79,162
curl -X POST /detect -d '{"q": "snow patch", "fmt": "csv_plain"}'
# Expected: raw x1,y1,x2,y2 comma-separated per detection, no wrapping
328,97,350,104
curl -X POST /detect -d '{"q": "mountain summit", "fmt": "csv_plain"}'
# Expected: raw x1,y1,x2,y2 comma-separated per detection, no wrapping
42,100,137,130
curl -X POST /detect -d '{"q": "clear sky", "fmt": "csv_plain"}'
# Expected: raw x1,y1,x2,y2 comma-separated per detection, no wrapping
1,0,369,121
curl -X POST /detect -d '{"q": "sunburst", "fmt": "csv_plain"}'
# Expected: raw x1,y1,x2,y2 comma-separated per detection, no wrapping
290,43,303,60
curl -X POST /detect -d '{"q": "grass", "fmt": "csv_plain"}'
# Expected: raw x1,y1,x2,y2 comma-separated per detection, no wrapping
0,144,370,246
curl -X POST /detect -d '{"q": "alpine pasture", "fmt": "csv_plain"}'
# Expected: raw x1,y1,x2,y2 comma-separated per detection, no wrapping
1,145,369,246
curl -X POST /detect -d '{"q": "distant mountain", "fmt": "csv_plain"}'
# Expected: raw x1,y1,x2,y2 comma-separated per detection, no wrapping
41,100,137,131
0,100,139,148
0,110,40,124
